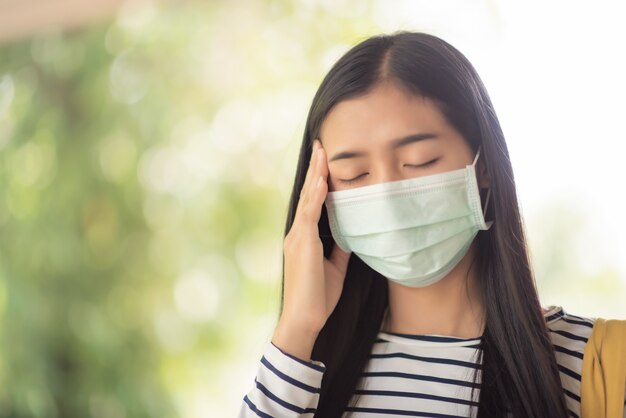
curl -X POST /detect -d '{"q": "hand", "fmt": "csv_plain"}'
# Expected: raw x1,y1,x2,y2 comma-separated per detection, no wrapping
271,139,352,361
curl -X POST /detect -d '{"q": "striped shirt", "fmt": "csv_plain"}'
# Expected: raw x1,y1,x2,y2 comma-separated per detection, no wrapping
239,305,625,418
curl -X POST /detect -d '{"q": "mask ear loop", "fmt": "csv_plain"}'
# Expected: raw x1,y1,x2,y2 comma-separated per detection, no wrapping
472,145,482,166
483,188,491,218
472,145,491,220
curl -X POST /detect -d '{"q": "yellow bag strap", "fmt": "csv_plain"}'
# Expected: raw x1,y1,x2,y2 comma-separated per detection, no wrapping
580,317,626,418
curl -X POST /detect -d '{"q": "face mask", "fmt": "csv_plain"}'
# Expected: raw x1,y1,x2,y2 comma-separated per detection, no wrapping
324,146,493,288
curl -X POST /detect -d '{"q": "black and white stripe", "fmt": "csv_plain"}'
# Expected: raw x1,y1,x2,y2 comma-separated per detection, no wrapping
239,306,622,418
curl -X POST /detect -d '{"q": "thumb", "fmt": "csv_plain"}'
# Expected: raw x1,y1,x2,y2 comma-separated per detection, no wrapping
329,243,351,273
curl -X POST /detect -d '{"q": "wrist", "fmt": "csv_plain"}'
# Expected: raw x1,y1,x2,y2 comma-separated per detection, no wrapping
271,318,319,362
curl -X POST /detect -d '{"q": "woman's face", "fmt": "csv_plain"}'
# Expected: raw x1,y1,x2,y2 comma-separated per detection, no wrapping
319,81,487,192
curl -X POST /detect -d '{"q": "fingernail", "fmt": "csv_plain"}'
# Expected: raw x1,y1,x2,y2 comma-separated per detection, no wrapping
316,176,323,188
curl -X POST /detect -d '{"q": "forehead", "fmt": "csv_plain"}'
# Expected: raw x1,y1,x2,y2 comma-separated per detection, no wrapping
319,82,451,148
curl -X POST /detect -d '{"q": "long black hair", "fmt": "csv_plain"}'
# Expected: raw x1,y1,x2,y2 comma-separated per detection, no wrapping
279,31,569,418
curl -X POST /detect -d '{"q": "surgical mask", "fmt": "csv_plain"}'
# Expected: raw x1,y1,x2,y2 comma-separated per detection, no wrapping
324,146,493,288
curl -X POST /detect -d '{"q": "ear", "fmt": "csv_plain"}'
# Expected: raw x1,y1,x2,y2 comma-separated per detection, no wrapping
476,159,490,189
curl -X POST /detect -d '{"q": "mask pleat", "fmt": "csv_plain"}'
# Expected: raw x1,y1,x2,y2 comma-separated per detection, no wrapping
327,183,470,236
346,220,476,258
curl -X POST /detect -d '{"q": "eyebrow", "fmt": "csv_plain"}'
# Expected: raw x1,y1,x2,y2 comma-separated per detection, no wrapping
327,132,439,163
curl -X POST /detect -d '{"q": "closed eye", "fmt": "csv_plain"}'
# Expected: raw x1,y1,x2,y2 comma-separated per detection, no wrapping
339,173,369,184
339,159,439,184
403,158,439,168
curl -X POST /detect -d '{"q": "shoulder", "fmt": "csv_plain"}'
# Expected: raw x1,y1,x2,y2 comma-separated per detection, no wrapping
542,305,597,414
544,305,596,329
544,305,596,353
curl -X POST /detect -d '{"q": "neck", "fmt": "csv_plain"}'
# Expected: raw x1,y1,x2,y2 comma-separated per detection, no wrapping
381,242,486,339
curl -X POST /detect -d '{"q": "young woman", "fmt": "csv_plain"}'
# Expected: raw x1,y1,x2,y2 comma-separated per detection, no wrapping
238,31,625,418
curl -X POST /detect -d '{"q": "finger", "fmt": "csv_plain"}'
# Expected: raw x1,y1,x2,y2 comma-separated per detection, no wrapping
294,140,320,224
310,145,329,211
297,166,326,226
303,143,331,224
316,141,329,181
308,169,326,224
299,139,319,199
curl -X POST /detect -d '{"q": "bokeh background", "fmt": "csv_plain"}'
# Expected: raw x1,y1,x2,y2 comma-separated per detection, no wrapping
0,0,624,417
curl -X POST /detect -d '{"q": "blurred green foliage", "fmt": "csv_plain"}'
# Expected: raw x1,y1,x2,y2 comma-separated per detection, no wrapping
0,19,182,418
0,1,382,416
